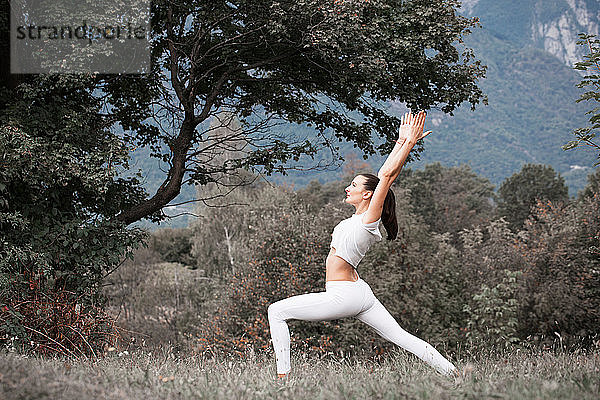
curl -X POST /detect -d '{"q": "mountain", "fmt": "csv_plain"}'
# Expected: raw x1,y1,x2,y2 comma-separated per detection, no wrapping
409,0,599,187
338,0,598,189
128,0,600,230
464,0,599,67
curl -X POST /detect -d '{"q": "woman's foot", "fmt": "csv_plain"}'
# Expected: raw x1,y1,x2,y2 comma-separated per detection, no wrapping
277,371,291,380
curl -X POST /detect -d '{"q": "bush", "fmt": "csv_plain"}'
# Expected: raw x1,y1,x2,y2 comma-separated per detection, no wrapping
103,244,218,349
179,172,600,356
0,76,149,356
458,219,527,295
464,270,522,348
193,183,472,356
149,228,196,268
194,185,339,355
518,196,600,342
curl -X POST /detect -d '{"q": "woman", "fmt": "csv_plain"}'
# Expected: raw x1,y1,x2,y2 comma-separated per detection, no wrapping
267,111,457,378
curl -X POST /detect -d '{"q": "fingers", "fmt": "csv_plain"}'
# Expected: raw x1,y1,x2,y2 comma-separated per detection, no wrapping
402,112,410,125
398,111,430,142
402,111,426,124
416,111,426,131
420,130,432,140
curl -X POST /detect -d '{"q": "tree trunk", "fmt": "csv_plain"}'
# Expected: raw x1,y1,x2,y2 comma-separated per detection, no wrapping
116,117,196,225
223,225,235,273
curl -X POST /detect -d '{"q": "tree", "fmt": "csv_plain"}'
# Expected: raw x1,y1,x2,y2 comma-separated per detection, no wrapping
108,0,486,225
497,164,569,231
519,196,600,341
563,34,600,166
3,1,487,228
0,75,148,354
578,168,600,200
398,163,496,237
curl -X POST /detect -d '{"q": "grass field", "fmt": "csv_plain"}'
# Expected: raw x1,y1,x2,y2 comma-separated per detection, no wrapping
1,347,598,399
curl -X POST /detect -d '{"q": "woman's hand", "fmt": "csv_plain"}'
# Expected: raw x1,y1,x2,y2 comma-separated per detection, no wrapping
376,110,431,187
398,111,432,143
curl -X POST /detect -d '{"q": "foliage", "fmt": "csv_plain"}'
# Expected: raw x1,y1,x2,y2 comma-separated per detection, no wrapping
131,163,600,356
456,198,600,347
103,245,218,348
497,164,569,231
127,39,595,210
563,33,600,166
295,153,371,211
167,169,598,354
397,163,496,239
352,188,470,350
519,197,600,341
126,3,600,215
0,75,148,355
192,181,472,354
189,175,270,278
149,228,196,268
111,0,486,225
193,185,338,354
578,167,600,200
458,218,527,292
296,179,348,212
464,270,522,349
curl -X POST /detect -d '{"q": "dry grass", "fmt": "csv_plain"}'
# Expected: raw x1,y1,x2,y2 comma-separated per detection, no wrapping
1,346,599,399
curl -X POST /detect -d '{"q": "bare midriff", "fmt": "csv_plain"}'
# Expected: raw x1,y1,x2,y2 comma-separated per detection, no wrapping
326,247,359,282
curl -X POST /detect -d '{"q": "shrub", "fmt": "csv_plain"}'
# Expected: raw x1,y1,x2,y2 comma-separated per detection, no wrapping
194,184,471,356
464,270,523,348
149,228,196,268
0,76,149,356
519,196,600,343
354,188,470,352
103,244,218,349
183,173,599,357
194,185,338,355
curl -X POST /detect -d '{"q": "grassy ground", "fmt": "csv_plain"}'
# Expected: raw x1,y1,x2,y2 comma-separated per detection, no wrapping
1,347,598,399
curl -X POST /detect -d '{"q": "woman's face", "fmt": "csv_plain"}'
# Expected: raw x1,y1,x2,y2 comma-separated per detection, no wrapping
344,175,370,205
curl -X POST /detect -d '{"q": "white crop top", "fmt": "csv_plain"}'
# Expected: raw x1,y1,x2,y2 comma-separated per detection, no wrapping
330,213,382,268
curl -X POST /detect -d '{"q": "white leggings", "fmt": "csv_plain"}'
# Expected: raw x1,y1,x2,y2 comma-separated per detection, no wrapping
267,277,456,375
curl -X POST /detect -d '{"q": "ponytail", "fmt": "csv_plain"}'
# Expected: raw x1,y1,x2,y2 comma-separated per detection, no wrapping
382,188,398,240
359,173,398,240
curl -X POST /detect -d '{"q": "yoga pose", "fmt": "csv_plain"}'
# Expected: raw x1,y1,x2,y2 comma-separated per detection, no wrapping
267,111,457,378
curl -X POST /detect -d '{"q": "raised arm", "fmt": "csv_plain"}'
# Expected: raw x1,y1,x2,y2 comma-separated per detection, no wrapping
362,111,430,224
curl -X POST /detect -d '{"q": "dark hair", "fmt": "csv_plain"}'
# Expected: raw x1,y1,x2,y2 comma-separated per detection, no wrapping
359,173,398,240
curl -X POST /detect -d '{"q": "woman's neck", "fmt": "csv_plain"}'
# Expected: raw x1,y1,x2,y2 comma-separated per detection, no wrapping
354,202,369,215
